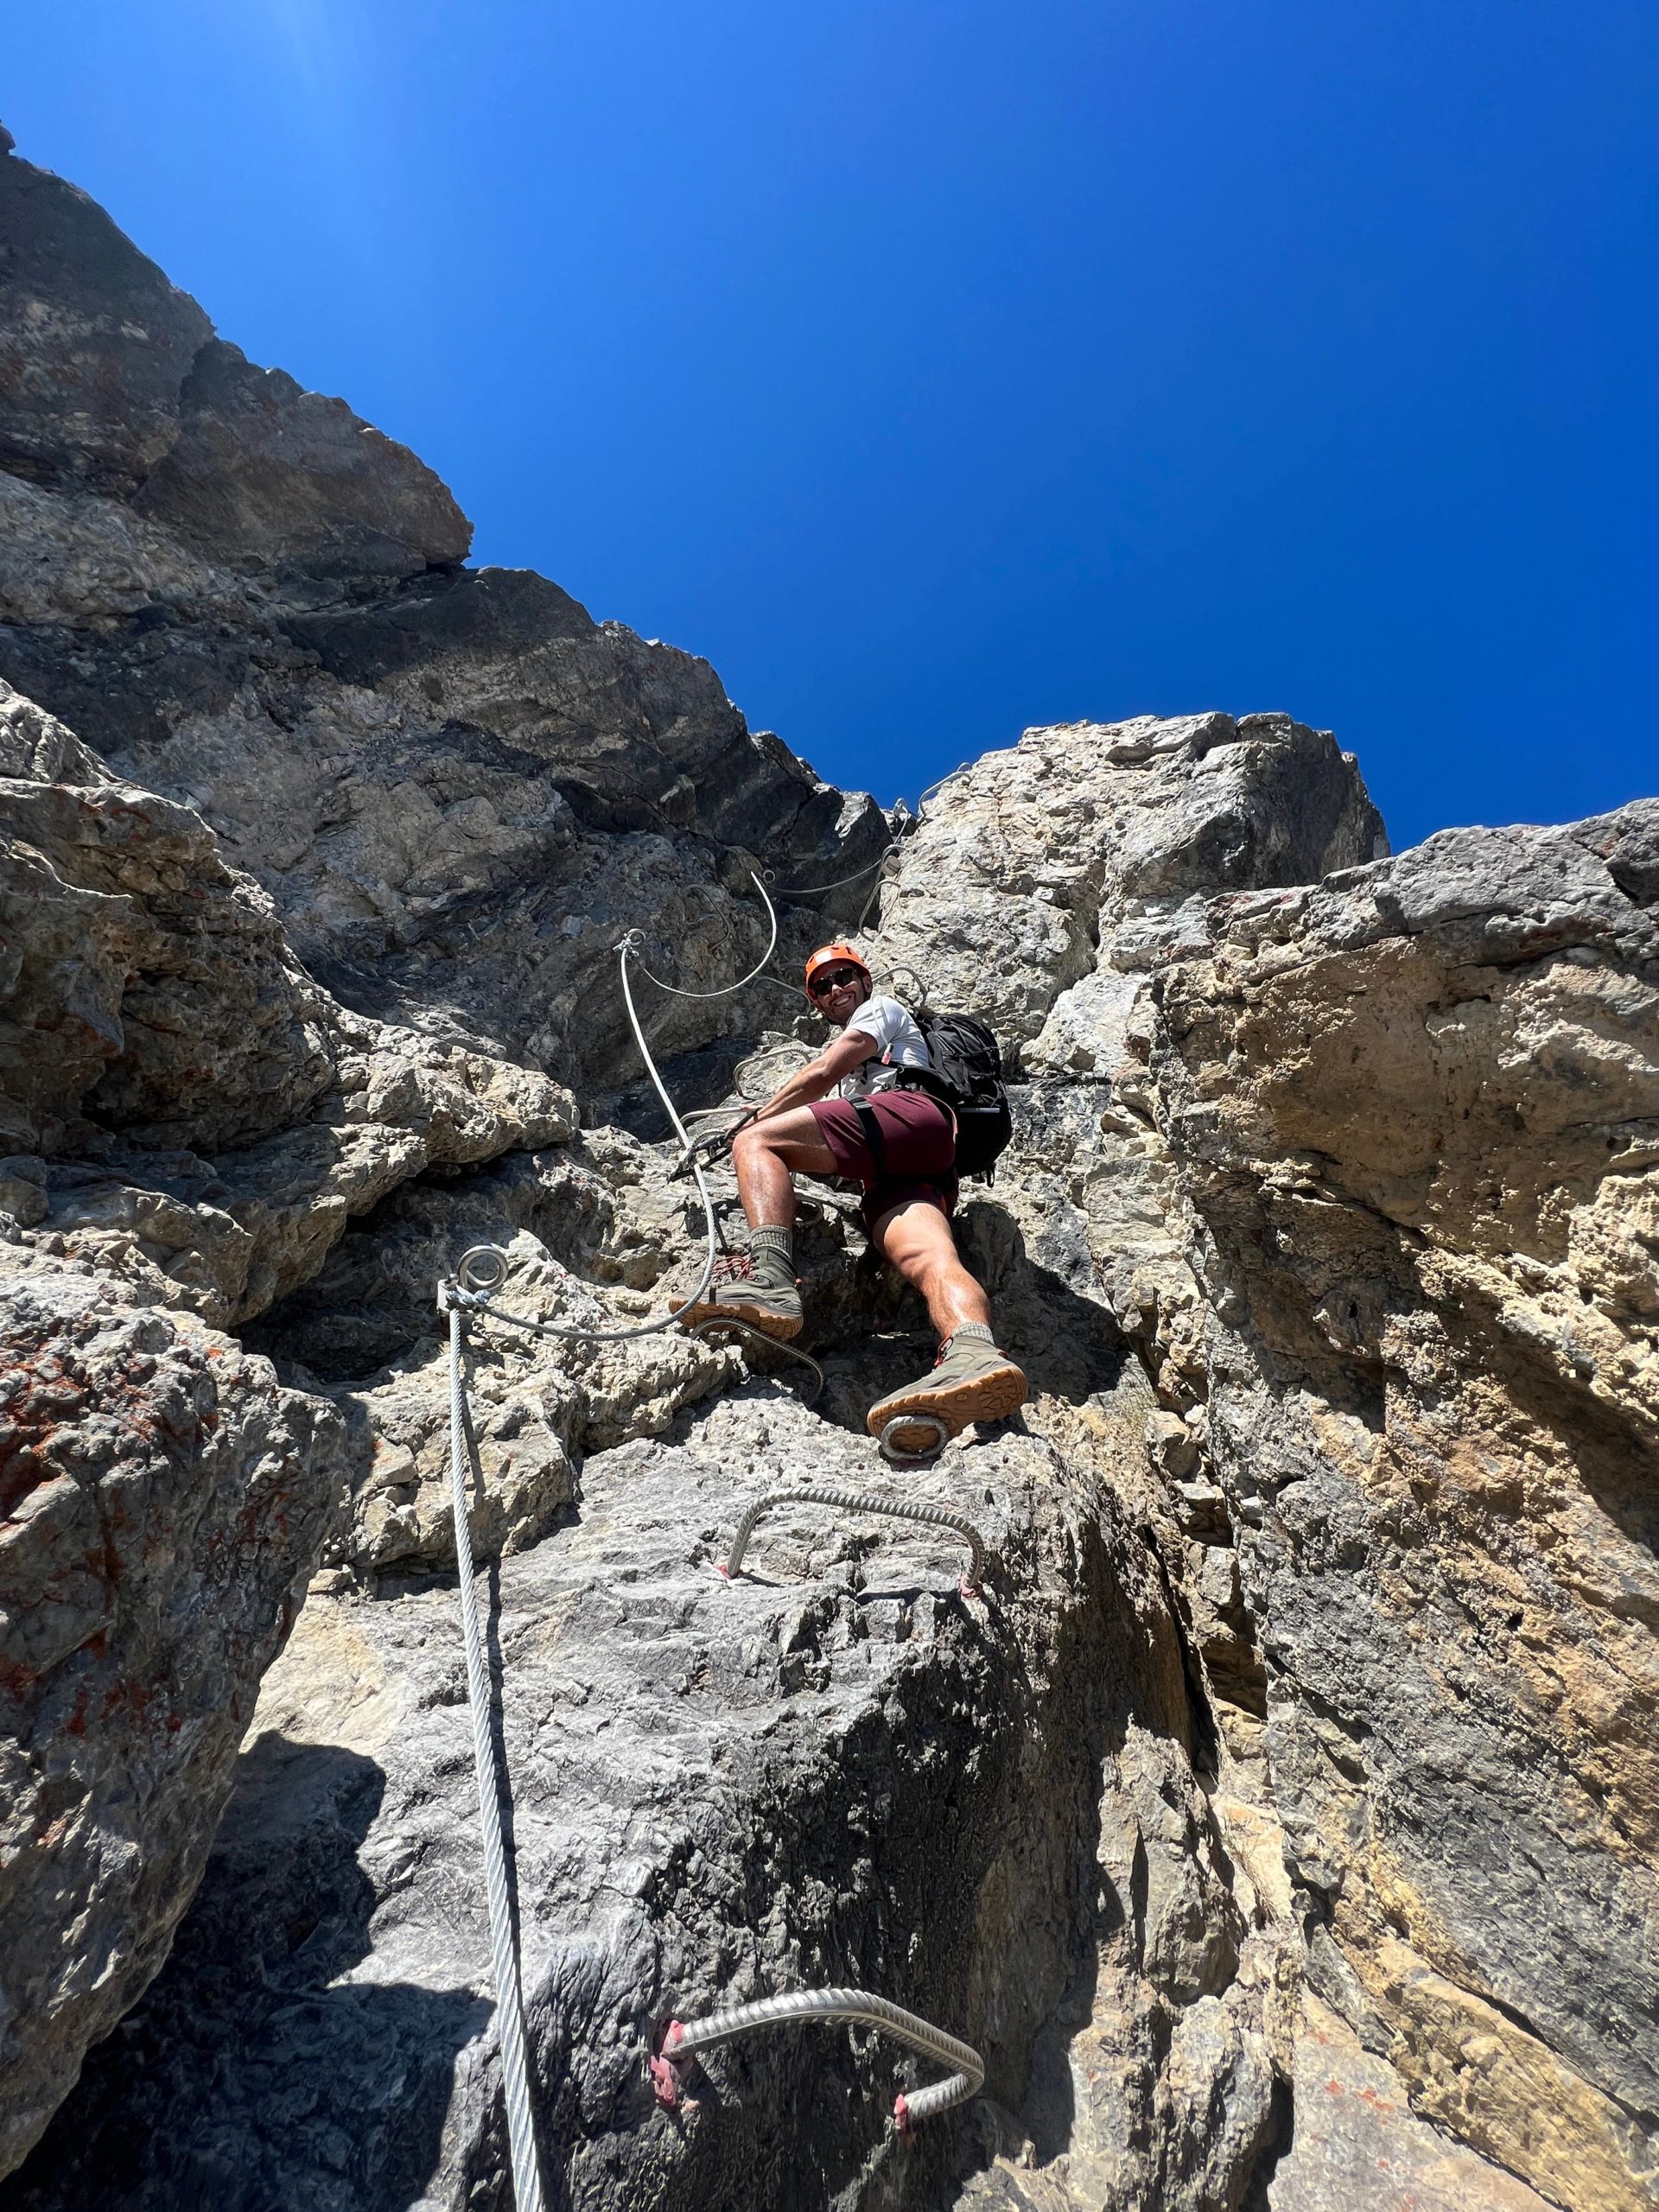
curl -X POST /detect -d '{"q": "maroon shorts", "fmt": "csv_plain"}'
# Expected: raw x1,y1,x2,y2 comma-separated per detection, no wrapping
807,1090,958,1239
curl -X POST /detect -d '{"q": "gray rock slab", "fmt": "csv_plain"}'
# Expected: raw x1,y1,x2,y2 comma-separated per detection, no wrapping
0,1256,348,2174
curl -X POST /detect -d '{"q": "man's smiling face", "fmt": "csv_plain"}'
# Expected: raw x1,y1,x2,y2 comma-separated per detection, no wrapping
811,964,868,1023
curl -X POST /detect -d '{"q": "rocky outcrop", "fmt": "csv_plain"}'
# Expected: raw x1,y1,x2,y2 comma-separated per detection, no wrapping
876,709,1386,1052
869,740,1659,2208
4,124,1657,2212
1151,813,1659,2212
0,678,579,1327
0,1248,349,2178
0,133,889,1093
0,123,889,2183
9,1379,1230,2212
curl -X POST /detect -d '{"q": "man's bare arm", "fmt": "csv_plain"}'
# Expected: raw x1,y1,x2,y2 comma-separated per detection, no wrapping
751,1027,879,1122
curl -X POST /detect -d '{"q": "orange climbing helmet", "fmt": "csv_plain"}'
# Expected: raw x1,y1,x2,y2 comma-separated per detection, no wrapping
804,941,872,999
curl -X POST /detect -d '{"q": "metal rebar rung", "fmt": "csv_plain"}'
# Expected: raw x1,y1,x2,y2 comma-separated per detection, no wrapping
721,1484,985,1589
878,1411,950,1466
652,1986,983,2133
687,1318,824,1406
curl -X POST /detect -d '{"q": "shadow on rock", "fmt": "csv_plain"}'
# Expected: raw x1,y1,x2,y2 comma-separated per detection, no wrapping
804,1195,1135,1440
5,1735,489,2212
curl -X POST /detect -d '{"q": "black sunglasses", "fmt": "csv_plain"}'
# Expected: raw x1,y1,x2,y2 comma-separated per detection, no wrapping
810,965,864,997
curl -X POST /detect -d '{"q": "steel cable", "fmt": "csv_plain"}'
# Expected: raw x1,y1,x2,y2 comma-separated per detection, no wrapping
766,850,897,897
445,1300,545,2212
620,868,778,998
444,925,734,1344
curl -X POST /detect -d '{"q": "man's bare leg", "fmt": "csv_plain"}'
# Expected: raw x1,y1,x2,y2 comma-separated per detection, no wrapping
873,1194,992,1338
731,1107,839,1228
679,1108,837,1340
865,1196,1027,1446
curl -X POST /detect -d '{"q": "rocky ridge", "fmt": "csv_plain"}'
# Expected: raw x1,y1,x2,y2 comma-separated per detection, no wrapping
3,127,1657,2212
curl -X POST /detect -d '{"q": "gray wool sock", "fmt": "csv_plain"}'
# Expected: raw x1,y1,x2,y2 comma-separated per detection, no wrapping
950,1322,997,1350
748,1224,795,1281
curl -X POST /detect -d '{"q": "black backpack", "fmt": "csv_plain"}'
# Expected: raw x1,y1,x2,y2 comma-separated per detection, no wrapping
896,1011,1014,1179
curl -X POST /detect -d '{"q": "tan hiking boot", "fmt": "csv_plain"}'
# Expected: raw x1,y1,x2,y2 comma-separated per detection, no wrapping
865,1325,1027,1453
677,1249,804,1341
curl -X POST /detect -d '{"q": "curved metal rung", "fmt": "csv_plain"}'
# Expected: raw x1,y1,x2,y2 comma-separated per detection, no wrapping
882,962,929,1010
687,1318,824,1407
650,1985,983,2135
719,1482,985,1589
878,1412,950,1467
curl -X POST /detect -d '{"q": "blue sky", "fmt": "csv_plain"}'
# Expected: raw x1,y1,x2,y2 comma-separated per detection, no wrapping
8,1,1656,848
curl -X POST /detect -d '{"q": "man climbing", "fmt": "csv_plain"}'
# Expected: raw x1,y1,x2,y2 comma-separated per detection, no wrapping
683,941,1028,1448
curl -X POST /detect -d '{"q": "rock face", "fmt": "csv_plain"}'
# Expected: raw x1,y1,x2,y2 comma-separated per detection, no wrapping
0,1252,350,2178
1152,813,1659,2212
0,125,884,2181
3,126,1658,2212
0,136,888,1097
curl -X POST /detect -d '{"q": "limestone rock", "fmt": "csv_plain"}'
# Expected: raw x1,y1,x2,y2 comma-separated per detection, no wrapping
0,467,251,627
0,1252,350,2176
0,140,212,496
11,1382,1250,2212
0,709,339,1154
6,122,1659,2212
0,576,889,1088
0,677,578,1324
1,136,891,1098
871,711,1384,1052
1141,806,1659,2208
1268,1997,1559,2212
130,338,471,582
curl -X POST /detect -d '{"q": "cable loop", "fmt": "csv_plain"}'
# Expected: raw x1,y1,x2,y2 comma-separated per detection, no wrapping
457,1246,509,1294
624,870,779,999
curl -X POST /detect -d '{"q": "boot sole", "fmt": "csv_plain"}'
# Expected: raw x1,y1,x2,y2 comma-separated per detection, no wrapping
679,1296,804,1343
865,1363,1028,1448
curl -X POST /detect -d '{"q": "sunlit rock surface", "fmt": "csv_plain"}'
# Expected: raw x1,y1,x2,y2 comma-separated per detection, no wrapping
3,120,1657,2212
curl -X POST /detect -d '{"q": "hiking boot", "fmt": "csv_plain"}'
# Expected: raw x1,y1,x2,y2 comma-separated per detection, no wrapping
677,1249,804,1341
865,1325,1027,1454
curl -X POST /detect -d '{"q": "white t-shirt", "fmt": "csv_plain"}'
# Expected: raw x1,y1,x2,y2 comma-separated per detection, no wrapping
837,994,931,1100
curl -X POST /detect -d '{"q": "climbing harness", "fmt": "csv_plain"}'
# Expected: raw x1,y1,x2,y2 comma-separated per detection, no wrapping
649,1988,984,2138
719,1483,984,1593
687,1316,825,1406
440,1293,546,2212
